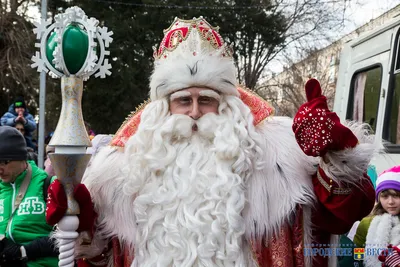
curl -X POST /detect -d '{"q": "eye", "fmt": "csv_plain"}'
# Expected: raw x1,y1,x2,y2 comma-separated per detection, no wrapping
199,96,213,104
178,97,192,105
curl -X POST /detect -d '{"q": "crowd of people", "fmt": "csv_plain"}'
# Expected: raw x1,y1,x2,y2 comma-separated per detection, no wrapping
0,16,399,267
0,125,111,267
1,97,37,151
0,96,110,266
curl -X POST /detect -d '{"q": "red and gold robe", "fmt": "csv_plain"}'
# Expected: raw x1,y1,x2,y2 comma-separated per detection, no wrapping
77,87,375,267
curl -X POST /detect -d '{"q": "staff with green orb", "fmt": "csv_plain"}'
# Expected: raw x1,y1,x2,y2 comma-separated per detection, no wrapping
31,6,113,267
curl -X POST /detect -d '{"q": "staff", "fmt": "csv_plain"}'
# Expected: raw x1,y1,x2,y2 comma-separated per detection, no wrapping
31,6,113,267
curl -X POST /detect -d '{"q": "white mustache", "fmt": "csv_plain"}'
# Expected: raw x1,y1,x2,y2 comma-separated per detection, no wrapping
158,113,225,141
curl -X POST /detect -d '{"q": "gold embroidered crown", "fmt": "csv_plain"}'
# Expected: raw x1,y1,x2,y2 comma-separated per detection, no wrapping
153,16,234,61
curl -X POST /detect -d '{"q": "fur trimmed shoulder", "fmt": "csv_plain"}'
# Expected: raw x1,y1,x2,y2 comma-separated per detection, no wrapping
81,146,138,249
319,122,382,185
243,116,317,241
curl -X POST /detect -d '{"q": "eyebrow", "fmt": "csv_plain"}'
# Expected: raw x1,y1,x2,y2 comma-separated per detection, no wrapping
169,89,221,101
170,91,191,101
199,90,220,101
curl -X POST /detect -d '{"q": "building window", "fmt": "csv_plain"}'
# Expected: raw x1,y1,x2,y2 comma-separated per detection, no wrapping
346,67,382,133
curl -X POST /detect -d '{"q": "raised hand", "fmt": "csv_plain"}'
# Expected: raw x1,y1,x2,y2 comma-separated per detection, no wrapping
292,79,358,157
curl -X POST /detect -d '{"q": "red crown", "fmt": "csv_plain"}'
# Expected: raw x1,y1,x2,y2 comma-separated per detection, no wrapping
153,17,234,61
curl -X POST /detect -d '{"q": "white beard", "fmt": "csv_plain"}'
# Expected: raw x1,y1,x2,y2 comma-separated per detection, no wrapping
122,97,261,267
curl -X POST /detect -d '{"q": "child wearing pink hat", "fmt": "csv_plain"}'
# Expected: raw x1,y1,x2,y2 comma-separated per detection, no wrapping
354,166,400,267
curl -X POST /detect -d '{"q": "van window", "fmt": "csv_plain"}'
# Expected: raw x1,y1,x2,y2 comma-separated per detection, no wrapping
387,74,400,144
386,30,400,145
346,67,382,133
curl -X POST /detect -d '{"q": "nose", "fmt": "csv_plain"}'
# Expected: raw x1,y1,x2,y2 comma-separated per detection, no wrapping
388,196,395,204
188,101,201,120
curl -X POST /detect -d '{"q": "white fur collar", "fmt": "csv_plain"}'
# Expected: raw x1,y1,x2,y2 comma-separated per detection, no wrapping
243,117,317,241
364,214,400,267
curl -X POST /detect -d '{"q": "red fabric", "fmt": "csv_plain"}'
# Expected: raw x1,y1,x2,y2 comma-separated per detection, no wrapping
46,180,97,233
255,174,374,267
74,184,97,233
77,254,108,267
111,238,134,267
312,168,375,234
46,179,67,225
292,79,358,157
77,259,92,267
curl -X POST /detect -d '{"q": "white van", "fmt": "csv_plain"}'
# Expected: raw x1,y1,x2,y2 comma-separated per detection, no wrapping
334,16,400,174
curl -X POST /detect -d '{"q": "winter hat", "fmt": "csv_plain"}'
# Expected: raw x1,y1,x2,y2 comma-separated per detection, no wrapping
375,165,400,200
14,96,26,109
0,126,28,161
150,17,239,101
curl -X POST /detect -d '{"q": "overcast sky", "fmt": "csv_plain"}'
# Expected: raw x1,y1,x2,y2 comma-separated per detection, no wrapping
341,0,400,35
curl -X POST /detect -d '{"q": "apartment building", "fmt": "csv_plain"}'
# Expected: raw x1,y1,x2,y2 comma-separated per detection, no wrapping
260,4,400,117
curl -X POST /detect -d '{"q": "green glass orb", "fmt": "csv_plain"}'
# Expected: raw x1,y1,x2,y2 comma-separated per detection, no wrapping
46,24,89,74
46,31,58,70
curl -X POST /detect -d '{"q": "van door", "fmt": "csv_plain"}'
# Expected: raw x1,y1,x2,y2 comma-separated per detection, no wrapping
383,26,400,149
335,23,400,174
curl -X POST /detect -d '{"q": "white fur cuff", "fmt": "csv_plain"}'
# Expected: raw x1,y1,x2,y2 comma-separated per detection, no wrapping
319,122,381,185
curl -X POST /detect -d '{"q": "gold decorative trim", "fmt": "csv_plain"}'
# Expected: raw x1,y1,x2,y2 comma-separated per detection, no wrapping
249,240,261,267
113,99,150,137
317,170,352,195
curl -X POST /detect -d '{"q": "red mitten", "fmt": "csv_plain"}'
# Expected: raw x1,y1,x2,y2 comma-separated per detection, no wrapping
46,180,97,233
46,179,68,226
292,79,358,157
379,244,392,263
74,184,97,233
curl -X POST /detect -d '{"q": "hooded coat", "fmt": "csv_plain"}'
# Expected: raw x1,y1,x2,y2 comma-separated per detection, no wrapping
1,104,37,138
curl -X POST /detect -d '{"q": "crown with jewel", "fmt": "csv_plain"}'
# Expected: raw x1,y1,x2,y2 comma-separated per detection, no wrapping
149,16,238,101
153,16,234,61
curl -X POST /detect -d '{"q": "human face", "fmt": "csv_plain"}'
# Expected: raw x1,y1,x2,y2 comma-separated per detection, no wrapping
169,87,220,120
380,191,400,215
0,160,26,183
15,107,25,115
15,125,25,135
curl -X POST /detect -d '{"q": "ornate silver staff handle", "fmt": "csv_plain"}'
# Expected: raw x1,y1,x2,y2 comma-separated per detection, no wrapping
49,77,91,267
31,7,113,267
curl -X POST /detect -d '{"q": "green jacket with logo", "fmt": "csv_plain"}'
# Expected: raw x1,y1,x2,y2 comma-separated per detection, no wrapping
0,161,58,267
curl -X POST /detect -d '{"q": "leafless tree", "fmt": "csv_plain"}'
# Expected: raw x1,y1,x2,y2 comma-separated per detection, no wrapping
235,0,352,90
258,44,340,117
0,0,40,108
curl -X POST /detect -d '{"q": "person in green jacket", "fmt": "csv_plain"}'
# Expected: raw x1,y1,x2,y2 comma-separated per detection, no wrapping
0,126,59,267
353,165,400,267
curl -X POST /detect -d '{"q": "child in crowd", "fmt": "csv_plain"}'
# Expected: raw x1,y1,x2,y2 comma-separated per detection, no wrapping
353,166,400,267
